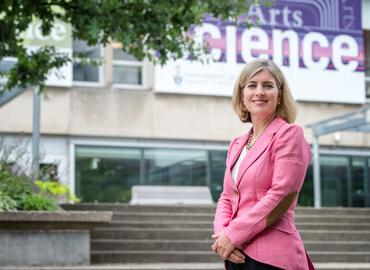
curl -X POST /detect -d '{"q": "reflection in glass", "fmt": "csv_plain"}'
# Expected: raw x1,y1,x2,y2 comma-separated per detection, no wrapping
320,156,348,207
75,146,140,202
73,39,101,82
209,150,227,201
113,65,142,85
113,49,138,61
144,149,207,186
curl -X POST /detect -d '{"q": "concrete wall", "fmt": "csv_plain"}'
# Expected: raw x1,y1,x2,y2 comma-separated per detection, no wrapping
0,230,89,266
0,86,368,147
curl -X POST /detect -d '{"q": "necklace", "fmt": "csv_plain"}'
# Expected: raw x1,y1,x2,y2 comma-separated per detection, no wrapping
245,116,275,150
245,130,264,150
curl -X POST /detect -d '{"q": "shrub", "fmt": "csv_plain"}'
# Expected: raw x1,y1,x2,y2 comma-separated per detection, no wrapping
0,191,18,211
35,180,80,203
0,140,79,211
0,164,33,209
20,194,59,211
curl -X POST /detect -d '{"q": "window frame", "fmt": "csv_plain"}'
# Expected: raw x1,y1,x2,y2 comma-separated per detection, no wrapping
72,42,105,87
111,49,149,90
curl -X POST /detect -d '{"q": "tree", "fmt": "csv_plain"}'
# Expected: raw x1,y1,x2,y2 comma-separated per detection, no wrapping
0,0,269,92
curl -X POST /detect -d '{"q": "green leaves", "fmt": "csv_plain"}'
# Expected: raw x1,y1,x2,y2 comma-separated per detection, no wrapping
0,191,18,211
20,194,59,211
35,180,80,203
2,46,69,92
0,0,267,92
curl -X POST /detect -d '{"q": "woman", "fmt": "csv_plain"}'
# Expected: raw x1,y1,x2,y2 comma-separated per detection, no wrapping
212,58,314,270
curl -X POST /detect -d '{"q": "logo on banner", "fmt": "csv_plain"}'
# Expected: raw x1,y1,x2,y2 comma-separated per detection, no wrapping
173,65,183,85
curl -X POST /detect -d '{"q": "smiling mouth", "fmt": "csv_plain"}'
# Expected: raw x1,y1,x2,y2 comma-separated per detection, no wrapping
253,100,268,104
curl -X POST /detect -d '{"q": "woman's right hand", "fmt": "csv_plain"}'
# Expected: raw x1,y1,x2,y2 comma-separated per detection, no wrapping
227,248,246,264
211,232,245,264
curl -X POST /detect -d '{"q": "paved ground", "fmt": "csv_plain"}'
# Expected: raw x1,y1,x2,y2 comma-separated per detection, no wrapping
2,263,370,270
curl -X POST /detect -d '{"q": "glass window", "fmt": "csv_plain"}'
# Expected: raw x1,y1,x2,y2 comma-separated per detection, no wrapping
75,146,141,202
113,65,142,85
299,163,314,206
73,40,102,83
302,155,370,207
0,58,17,86
74,145,228,203
320,156,349,207
144,149,207,186
39,163,59,181
112,44,145,87
351,157,367,207
209,150,227,201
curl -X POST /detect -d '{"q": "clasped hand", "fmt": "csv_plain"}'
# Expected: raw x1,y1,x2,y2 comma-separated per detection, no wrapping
211,231,245,264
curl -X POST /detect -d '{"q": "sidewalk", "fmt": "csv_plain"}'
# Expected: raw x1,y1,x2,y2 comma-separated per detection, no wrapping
2,263,370,270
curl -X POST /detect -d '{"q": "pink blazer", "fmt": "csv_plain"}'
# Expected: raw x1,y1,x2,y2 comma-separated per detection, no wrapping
214,117,312,270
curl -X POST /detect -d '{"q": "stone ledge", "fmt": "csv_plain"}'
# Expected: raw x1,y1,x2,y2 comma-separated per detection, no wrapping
0,210,113,266
0,210,113,230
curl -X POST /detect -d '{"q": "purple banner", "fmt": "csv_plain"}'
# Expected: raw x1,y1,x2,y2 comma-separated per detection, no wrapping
196,0,364,72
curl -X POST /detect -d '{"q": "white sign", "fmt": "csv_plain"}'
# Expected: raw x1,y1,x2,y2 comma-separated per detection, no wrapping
23,21,72,87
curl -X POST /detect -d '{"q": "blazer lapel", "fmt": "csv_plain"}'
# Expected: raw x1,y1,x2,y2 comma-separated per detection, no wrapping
227,129,252,185
236,117,286,186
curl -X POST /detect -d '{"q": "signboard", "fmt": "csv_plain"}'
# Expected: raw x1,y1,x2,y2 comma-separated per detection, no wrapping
23,19,72,87
155,0,365,104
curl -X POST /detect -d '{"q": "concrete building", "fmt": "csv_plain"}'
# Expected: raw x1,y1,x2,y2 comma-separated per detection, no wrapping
1,0,369,207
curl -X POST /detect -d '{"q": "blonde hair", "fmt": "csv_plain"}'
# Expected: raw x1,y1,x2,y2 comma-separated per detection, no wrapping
232,58,297,123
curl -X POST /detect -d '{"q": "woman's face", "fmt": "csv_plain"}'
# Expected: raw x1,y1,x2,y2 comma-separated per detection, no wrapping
242,69,280,121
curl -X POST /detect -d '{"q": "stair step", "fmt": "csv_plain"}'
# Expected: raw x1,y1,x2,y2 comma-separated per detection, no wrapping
91,251,219,263
304,241,370,252
91,239,370,252
63,203,370,216
108,211,370,222
311,252,370,263
91,228,213,240
98,221,370,230
91,250,370,263
63,203,216,214
63,204,370,265
92,228,370,241
4,263,370,270
91,239,212,251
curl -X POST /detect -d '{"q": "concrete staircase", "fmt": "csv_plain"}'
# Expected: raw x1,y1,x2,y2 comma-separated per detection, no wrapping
58,204,370,269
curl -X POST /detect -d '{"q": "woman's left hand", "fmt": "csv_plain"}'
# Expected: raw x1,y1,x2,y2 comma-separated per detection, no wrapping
211,231,236,260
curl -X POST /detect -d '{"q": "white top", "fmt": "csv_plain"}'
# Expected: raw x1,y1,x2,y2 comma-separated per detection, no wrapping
231,146,249,183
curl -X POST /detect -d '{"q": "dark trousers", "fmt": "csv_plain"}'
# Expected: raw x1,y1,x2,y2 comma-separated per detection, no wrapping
225,254,282,270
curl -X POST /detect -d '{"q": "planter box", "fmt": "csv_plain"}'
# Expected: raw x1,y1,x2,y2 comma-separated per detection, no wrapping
0,210,112,266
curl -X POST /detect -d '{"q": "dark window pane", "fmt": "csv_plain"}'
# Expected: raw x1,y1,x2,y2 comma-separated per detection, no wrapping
75,146,141,203
113,65,142,85
144,149,207,186
299,163,314,206
113,49,138,61
209,150,227,201
73,39,101,82
320,156,349,207
73,40,100,58
73,62,99,82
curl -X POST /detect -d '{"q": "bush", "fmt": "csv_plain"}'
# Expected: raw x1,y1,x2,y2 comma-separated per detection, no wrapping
0,191,18,211
0,164,33,209
0,141,79,211
20,194,59,211
35,180,80,203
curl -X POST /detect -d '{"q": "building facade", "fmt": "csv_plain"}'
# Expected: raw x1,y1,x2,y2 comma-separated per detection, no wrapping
1,0,370,207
